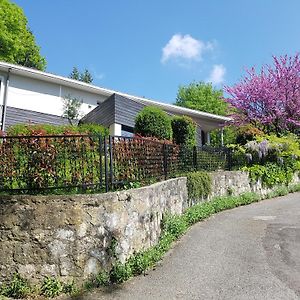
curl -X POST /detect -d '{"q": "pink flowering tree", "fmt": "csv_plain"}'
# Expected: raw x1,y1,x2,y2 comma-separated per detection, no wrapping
225,54,300,135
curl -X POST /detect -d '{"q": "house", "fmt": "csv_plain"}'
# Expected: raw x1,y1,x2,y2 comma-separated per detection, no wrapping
0,61,230,145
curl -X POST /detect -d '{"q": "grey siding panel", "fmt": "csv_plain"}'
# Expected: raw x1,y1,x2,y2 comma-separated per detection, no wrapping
5,106,70,128
81,94,115,126
114,94,146,128
81,93,188,132
81,93,146,128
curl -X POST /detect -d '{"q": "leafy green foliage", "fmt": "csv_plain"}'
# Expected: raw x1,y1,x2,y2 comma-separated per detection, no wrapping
243,163,293,187
273,186,289,197
288,183,300,193
211,124,263,147
186,171,212,201
171,116,196,147
134,106,172,140
0,273,31,298
0,0,46,70
162,214,188,239
40,277,78,298
40,277,63,298
230,133,300,182
77,123,109,136
107,236,118,259
210,126,237,147
95,272,110,287
6,123,108,136
62,281,79,296
175,82,228,116
109,262,132,284
183,202,215,226
1,124,109,192
62,94,82,124
235,125,264,145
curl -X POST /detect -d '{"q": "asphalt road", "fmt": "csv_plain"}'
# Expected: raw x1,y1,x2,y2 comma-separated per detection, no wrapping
78,192,300,300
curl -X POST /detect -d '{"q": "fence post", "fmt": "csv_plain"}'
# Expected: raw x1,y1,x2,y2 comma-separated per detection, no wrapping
193,145,197,171
227,148,232,171
163,142,168,180
104,137,109,192
109,136,114,190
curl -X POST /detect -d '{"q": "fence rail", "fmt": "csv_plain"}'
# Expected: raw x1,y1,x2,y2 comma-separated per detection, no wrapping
0,134,233,194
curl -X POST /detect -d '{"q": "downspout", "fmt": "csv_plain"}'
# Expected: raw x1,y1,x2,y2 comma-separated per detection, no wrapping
1,68,11,132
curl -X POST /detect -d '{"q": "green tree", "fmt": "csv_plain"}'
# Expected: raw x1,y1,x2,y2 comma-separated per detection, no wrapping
62,94,82,125
175,82,227,116
80,69,93,84
69,67,80,81
0,0,46,70
175,82,237,146
69,67,93,84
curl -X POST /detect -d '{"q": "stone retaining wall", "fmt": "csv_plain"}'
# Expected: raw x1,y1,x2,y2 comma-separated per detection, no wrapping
0,171,299,283
0,177,187,283
210,171,300,198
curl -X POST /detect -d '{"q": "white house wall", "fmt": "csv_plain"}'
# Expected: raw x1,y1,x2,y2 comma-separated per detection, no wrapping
1,72,107,117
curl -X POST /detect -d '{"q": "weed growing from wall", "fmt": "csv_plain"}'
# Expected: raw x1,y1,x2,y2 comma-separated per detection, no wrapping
186,171,212,201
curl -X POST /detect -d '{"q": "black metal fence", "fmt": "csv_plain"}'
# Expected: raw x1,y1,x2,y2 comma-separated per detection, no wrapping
0,135,233,194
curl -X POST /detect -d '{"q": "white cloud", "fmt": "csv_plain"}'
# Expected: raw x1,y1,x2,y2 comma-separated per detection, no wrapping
161,34,214,64
94,72,105,80
207,64,226,85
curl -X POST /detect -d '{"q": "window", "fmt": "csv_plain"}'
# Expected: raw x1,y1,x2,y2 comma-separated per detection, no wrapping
121,124,134,137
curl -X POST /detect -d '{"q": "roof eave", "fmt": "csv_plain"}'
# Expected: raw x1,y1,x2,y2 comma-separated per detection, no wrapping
0,61,232,123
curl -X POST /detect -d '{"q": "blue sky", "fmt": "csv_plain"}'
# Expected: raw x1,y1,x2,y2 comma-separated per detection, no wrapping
14,0,300,103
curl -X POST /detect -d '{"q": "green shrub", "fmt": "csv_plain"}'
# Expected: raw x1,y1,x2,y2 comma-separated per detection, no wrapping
78,123,109,136
184,202,215,225
6,123,108,136
6,124,32,136
0,274,31,299
273,186,289,196
236,125,264,145
171,116,196,147
95,272,110,287
109,262,132,284
244,163,293,187
134,106,172,140
288,183,300,193
186,171,212,201
40,277,63,298
128,251,154,276
162,214,188,239
242,164,266,183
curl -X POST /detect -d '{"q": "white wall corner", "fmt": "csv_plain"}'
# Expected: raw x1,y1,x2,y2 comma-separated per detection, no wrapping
109,123,122,136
